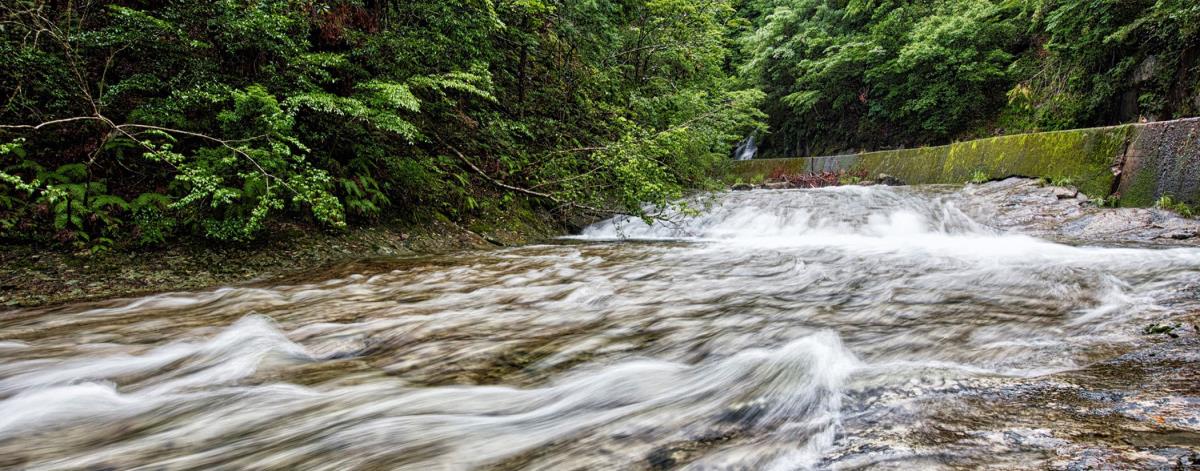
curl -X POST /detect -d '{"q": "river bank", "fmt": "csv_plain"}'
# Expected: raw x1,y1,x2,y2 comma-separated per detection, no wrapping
8,177,1200,309
0,204,566,308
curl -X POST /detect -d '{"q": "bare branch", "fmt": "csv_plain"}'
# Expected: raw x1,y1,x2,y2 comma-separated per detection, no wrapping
437,137,624,217
3,115,298,196
115,124,298,195
0,116,105,130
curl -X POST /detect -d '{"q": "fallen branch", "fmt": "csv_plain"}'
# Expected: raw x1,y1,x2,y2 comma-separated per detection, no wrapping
0,115,105,131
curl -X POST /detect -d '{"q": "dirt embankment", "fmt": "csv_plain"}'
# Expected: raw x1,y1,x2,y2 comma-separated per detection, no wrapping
1,207,567,308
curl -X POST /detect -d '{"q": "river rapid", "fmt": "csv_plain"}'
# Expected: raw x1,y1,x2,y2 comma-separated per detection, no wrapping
1,182,1199,470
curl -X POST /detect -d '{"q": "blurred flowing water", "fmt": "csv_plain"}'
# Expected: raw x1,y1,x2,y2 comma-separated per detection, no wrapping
3,186,1200,469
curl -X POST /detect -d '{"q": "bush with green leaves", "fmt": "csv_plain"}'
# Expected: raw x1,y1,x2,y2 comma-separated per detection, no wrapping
0,0,762,248
1154,195,1195,218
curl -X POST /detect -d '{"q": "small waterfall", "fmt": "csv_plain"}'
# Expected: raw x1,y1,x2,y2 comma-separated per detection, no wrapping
734,132,758,161
579,185,993,241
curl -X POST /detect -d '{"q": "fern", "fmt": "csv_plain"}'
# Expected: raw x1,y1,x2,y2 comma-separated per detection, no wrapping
40,163,88,184
340,175,391,219
4,158,44,176
131,192,173,210
91,194,130,211
130,192,176,246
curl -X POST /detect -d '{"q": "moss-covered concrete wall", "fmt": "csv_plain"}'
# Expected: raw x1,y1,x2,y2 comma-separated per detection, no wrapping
1116,118,1200,207
730,154,860,180
730,118,1200,206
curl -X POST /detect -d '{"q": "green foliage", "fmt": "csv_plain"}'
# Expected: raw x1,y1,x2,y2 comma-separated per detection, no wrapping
969,169,990,184
1093,194,1122,208
738,0,1200,155
740,0,1023,154
1017,0,1200,126
0,139,33,232
340,175,391,220
1043,176,1075,188
542,88,765,216
1,0,761,248
1142,322,1180,337
138,85,344,241
6,0,1194,253
130,192,176,246
1154,195,1195,218
0,140,131,250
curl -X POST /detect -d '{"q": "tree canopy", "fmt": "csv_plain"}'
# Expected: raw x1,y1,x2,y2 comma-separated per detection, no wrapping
739,0,1200,155
1,0,1197,249
1,0,762,249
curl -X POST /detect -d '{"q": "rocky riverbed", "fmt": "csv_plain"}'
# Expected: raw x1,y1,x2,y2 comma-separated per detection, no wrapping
960,178,1200,245
0,180,1197,470
0,202,563,308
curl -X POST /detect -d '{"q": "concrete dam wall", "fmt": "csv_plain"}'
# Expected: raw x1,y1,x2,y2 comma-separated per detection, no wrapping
730,117,1200,207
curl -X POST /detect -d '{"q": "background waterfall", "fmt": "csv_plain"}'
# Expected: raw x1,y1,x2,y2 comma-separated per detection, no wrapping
734,132,758,160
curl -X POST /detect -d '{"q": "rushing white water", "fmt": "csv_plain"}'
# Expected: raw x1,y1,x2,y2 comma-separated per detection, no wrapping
2,185,1199,469
734,133,758,161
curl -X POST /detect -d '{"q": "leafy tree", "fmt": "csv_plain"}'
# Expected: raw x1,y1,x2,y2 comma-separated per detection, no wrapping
738,0,1200,155
0,0,761,248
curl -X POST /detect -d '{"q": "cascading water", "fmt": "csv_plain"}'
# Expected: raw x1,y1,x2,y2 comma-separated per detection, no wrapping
733,133,757,161
1,184,1199,469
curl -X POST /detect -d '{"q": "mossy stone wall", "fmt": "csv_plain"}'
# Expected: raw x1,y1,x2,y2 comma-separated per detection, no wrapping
1117,118,1200,206
730,118,1200,206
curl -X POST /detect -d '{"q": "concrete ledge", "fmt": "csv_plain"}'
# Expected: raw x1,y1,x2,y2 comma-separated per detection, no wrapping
730,118,1200,206
1118,118,1200,206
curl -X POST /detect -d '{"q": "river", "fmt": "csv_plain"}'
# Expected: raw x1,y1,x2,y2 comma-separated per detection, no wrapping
1,183,1198,469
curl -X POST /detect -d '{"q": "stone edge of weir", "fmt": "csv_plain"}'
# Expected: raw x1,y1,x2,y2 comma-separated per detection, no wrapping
729,116,1200,207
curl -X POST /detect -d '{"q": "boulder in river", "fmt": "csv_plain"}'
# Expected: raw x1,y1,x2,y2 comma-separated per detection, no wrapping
875,173,904,186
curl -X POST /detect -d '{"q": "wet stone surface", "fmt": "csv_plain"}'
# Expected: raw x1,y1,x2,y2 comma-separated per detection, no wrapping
958,177,1200,245
1,180,1199,469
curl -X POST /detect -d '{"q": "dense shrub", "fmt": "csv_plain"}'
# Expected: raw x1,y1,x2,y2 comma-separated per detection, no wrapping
0,0,762,248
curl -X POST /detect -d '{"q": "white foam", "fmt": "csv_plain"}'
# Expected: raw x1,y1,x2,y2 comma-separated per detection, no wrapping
0,315,310,396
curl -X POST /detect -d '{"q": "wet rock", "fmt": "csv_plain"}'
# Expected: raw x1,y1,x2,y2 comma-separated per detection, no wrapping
645,447,685,470
958,178,1200,245
730,183,753,191
1067,209,1156,238
875,173,904,186
761,181,793,190
1053,187,1079,199
1177,451,1200,468
1162,230,1197,240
